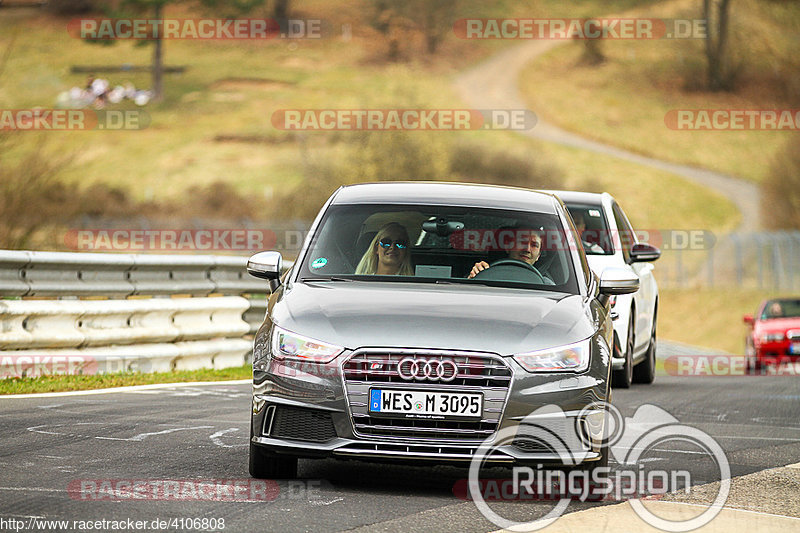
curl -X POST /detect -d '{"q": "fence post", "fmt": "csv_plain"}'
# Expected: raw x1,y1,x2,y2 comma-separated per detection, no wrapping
792,232,800,291
789,233,795,291
772,234,782,290
706,240,715,288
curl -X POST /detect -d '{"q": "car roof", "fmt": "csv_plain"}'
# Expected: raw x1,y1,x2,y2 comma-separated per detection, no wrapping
540,190,613,206
331,182,560,214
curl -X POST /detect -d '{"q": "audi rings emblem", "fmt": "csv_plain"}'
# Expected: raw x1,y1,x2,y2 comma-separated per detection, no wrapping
397,357,458,382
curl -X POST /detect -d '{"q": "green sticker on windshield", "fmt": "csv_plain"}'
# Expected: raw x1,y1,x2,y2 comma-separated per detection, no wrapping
311,257,328,269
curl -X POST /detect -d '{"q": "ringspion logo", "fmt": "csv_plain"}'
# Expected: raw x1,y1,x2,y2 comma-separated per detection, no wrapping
0,109,148,130
467,403,730,531
271,109,536,131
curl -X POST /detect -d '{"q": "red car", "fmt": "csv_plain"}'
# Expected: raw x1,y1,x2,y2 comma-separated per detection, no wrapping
744,298,800,369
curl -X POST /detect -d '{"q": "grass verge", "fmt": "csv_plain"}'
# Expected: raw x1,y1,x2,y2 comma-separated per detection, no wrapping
659,288,783,354
0,365,251,395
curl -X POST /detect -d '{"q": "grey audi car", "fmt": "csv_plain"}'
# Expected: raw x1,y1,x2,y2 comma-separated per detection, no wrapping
246,182,638,479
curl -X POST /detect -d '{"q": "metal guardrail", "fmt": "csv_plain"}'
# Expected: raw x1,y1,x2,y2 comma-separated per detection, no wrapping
0,250,267,297
0,250,279,378
656,231,800,290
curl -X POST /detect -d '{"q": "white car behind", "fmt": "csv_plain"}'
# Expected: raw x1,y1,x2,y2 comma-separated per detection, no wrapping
546,191,661,388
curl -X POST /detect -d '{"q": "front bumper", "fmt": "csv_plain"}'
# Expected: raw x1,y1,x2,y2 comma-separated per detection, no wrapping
251,343,610,467
251,434,605,465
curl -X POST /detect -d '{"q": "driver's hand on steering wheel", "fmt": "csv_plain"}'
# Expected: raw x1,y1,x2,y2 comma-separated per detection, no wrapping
468,261,490,279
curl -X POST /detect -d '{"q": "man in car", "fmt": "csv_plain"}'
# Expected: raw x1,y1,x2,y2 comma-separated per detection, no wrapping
467,226,554,284
572,211,605,254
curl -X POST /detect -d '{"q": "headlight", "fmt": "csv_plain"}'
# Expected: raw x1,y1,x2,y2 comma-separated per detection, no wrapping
513,339,591,372
761,332,784,343
271,326,344,363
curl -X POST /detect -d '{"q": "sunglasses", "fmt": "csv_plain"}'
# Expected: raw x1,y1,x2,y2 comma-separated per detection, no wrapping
378,238,408,250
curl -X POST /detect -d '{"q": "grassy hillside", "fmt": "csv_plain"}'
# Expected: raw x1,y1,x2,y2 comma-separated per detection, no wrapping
660,288,785,355
519,0,800,184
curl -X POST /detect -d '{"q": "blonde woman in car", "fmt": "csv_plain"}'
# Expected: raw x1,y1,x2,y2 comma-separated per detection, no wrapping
355,222,414,276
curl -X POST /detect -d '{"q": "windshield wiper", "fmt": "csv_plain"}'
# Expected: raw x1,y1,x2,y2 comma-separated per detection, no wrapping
302,276,354,282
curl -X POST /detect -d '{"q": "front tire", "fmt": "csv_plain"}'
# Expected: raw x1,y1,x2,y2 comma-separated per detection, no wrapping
633,308,656,384
249,418,298,479
612,314,634,389
249,442,298,479
569,444,610,502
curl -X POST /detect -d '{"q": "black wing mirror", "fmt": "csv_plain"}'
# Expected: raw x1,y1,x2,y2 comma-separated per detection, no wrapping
629,242,661,263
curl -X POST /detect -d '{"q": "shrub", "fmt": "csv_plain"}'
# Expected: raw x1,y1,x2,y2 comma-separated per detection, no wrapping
0,135,75,249
761,136,800,230
450,141,562,189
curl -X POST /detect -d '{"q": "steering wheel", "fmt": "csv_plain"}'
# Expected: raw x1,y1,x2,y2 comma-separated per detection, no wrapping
472,258,545,284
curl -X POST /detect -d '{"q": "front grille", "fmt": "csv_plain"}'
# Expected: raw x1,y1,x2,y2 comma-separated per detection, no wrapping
513,420,590,454
269,405,337,443
343,349,512,442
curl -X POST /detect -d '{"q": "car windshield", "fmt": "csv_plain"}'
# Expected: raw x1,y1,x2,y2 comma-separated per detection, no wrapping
297,203,579,294
761,299,800,319
564,204,614,255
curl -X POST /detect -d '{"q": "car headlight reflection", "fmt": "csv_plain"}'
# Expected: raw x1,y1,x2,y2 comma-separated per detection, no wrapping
253,334,270,370
513,339,591,372
761,332,785,343
271,326,344,363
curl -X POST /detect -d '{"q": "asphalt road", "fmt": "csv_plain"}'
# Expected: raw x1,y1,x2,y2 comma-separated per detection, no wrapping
1,341,799,533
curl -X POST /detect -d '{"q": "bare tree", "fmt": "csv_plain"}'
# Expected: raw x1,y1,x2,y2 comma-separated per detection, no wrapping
762,136,800,230
81,0,268,101
408,0,458,54
703,0,734,90
368,0,459,59
272,0,290,20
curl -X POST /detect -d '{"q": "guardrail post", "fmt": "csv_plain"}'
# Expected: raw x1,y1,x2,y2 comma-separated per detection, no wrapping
756,234,765,289
731,233,744,287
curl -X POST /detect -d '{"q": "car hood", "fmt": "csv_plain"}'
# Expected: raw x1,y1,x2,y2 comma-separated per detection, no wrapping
755,318,800,334
271,281,595,355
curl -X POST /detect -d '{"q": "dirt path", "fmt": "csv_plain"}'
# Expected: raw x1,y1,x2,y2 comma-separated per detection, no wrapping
454,39,760,230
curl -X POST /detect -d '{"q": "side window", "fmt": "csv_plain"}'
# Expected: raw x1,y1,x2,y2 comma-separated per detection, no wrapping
563,209,591,286
612,203,635,262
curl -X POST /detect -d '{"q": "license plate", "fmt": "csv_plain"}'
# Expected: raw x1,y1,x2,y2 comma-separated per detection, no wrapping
791,342,800,355
369,389,483,420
